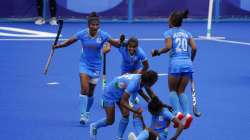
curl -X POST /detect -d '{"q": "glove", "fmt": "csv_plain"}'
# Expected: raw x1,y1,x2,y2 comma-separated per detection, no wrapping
151,49,160,56
120,34,125,44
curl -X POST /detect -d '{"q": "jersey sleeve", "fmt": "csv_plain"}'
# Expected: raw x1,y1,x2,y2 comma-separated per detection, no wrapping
163,30,172,39
74,30,85,40
187,31,193,39
101,31,111,42
118,44,126,53
162,108,174,121
124,80,139,96
138,47,147,62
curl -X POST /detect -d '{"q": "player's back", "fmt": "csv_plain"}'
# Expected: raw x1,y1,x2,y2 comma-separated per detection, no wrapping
164,27,192,61
103,74,141,101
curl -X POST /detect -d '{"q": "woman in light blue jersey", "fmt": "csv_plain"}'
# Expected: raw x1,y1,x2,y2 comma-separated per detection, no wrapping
53,12,122,125
116,36,149,74
89,70,158,140
151,10,197,129
110,36,151,139
128,97,184,140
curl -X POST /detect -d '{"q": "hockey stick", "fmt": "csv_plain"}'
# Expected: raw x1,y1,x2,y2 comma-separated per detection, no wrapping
43,20,64,75
102,53,106,89
191,79,202,117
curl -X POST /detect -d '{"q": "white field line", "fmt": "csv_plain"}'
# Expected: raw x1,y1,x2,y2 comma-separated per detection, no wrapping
47,82,60,85
158,73,168,76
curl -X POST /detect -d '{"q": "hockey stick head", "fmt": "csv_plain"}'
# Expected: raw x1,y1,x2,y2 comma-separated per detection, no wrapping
193,107,202,117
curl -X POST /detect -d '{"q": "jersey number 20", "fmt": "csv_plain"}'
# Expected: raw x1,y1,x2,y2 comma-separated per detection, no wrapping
175,38,188,52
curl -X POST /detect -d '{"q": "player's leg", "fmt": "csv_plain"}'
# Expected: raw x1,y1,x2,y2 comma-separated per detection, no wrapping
79,73,90,124
132,104,144,135
85,82,97,116
177,73,193,129
35,0,45,25
49,0,57,25
90,102,115,139
116,102,130,140
168,74,182,115
168,74,184,128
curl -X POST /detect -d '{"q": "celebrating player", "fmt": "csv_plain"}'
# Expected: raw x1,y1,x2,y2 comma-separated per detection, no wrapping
152,9,197,129
53,12,122,124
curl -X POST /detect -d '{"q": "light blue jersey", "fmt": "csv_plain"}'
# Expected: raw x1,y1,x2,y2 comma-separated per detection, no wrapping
75,29,111,77
102,74,142,104
118,45,147,74
164,27,193,74
150,108,174,139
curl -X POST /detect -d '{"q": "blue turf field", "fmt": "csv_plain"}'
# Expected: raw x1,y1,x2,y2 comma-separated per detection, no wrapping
0,22,250,140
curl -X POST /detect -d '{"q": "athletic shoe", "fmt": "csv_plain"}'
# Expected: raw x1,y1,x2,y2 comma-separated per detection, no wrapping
90,123,97,140
49,17,58,25
34,17,45,25
80,112,90,124
128,132,137,140
184,114,193,129
173,112,184,128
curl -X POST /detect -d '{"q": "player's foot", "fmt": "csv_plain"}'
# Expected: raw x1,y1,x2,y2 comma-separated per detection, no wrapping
90,123,97,140
173,112,184,128
80,112,90,124
49,17,58,25
184,114,193,129
34,17,45,25
128,132,137,140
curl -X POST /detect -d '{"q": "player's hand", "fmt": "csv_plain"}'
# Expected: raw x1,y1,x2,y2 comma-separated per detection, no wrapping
151,49,160,57
164,104,174,112
135,107,143,115
103,43,111,54
53,44,60,49
120,34,125,44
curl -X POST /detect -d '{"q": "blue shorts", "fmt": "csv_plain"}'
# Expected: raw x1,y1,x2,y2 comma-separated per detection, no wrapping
169,72,193,79
101,99,116,108
79,62,101,84
169,59,193,74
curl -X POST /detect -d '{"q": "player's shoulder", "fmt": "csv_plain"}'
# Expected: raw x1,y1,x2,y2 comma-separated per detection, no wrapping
76,28,88,35
98,29,110,36
163,29,174,37
179,28,192,36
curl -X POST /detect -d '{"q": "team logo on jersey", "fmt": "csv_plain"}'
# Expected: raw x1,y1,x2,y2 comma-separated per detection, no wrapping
115,82,127,89
96,37,102,43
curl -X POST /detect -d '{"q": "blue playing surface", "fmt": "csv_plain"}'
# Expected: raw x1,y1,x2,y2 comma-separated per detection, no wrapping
0,22,250,140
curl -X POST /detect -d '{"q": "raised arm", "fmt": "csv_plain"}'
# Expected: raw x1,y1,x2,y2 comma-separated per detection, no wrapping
53,36,77,49
108,34,125,48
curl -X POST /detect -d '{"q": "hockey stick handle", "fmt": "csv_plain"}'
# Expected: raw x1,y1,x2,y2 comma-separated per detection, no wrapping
102,53,107,89
43,20,64,75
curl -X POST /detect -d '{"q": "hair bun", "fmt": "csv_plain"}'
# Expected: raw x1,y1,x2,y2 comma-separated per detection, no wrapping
90,11,97,17
182,9,189,19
